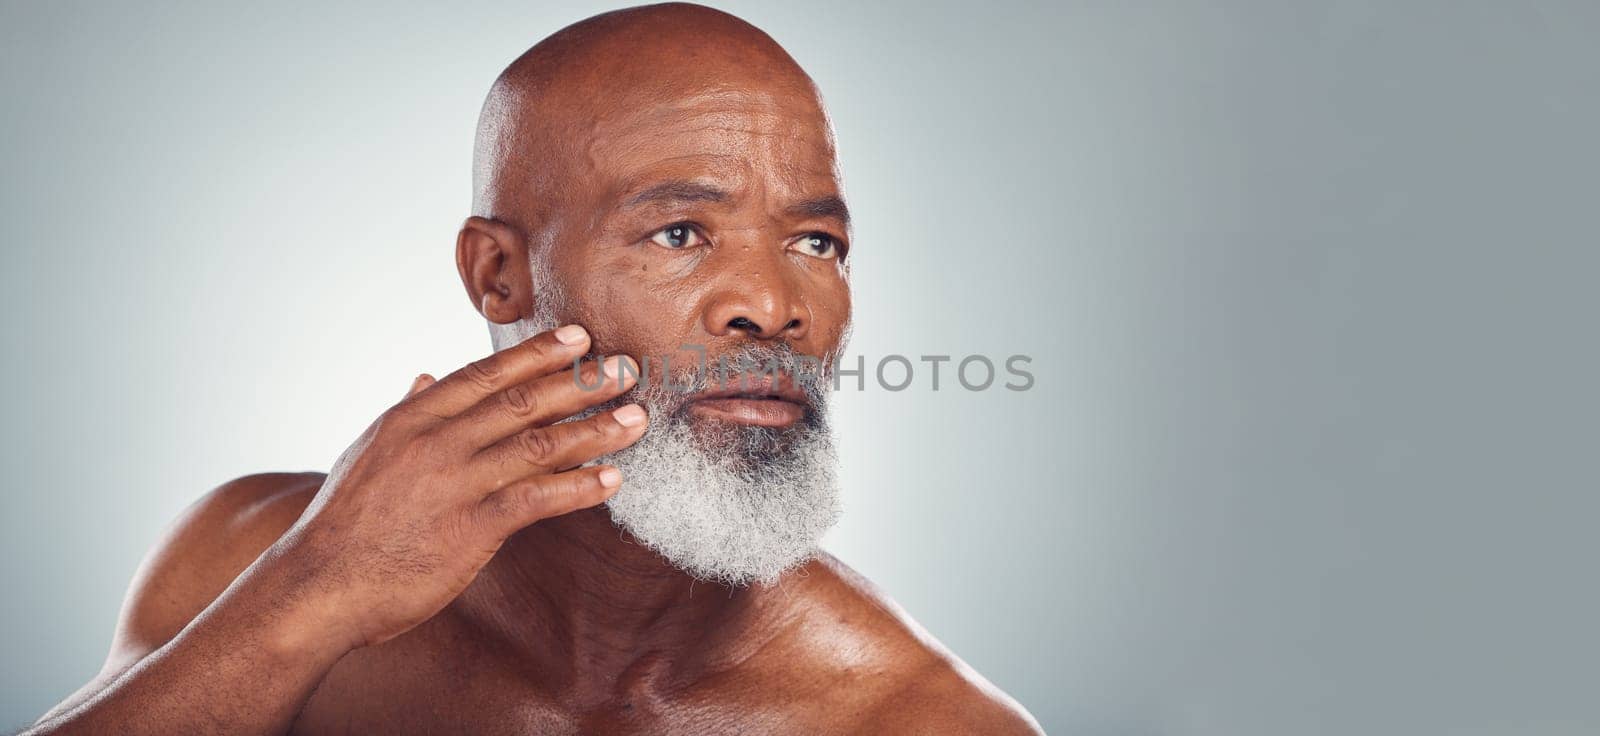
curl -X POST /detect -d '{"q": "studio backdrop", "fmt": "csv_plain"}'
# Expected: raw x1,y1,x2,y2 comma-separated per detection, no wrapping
3,2,1598,734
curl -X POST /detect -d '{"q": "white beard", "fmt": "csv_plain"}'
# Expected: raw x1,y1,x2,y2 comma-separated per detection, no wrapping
600,407,841,587
496,310,843,586
588,344,841,587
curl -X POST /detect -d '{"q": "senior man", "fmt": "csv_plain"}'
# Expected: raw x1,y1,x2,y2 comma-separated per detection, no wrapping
28,4,1040,734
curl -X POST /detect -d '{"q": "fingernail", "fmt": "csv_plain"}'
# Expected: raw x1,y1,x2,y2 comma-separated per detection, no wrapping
599,467,622,488
554,325,587,345
613,404,647,427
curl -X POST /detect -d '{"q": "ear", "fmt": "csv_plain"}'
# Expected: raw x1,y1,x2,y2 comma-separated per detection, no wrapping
456,216,532,325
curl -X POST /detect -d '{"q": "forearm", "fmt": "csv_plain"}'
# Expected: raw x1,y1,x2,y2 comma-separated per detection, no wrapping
27,552,353,736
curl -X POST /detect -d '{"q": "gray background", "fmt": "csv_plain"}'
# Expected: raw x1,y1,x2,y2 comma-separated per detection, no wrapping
3,1,1597,733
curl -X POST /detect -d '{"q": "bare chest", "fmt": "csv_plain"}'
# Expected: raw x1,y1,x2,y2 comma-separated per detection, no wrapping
290,641,862,735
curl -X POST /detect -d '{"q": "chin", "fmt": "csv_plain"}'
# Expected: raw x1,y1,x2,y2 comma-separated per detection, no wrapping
600,399,842,587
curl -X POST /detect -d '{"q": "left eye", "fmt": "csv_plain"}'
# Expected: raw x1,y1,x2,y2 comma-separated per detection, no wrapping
791,232,842,259
648,223,706,249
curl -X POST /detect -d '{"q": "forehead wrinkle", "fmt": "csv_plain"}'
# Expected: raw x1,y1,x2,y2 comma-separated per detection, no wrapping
596,115,822,158
571,100,837,235
588,86,829,149
652,85,818,116
600,155,844,234
605,154,752,203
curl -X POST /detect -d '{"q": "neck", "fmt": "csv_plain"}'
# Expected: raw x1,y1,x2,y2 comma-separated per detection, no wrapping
452,506,794,703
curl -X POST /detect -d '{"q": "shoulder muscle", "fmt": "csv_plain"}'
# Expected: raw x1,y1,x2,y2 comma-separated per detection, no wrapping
802,555,1043,735
106,472,324,671
36,472,324,723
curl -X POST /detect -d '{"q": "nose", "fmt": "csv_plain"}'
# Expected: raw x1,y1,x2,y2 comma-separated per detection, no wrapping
702,265,809,341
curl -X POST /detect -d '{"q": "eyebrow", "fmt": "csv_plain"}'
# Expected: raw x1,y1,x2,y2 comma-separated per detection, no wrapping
787,195,851,227
622,180,731,209
619,179,851,226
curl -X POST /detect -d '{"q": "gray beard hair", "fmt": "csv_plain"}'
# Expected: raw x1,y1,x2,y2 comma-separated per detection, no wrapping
579,343,842,587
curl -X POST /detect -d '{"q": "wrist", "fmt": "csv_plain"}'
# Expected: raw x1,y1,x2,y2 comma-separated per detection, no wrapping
234,537,365,663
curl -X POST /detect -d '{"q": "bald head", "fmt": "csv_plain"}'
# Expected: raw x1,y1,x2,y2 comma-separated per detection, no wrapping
459,1,848,361
471,3,831,224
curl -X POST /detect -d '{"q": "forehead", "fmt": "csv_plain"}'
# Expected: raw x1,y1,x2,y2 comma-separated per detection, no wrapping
580,86,841,205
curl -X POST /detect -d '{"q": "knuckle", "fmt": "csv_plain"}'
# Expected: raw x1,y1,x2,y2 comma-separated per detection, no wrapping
498,483,552,522
369,408,418,445
520,483,557,515
578,360,603,387
462,356,503,390
373,406,410,432
515,429,558,466
519,338,556,364
484,489,520,522
566,475,607,509
501,383,540,418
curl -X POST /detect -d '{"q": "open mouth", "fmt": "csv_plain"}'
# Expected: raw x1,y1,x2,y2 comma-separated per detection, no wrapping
682,374,812,428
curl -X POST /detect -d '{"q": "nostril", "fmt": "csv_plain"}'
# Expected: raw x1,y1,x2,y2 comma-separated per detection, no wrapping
727,316,761,334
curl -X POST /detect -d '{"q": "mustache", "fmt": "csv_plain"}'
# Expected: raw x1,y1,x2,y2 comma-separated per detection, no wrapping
582,342,832,413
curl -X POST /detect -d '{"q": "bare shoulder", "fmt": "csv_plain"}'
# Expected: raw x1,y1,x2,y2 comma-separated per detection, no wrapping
34,472,326,722
105,471,326,670
785,554,1044,735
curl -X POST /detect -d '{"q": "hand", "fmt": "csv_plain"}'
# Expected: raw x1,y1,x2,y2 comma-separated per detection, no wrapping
269,324,645,650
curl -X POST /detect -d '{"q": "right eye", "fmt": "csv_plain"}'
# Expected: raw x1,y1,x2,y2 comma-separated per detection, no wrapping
648,223,707,250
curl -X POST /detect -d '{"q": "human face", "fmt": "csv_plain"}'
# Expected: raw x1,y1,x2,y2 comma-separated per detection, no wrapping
541,83,853,433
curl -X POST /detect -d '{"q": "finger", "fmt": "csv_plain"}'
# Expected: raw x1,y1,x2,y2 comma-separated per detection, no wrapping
470,403,648,483
404,373,437,399
448,354,639,450
408,324,591,417
474,465,623,537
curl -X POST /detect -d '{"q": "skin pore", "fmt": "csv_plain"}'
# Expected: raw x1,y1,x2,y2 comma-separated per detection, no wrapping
26,4,1041,734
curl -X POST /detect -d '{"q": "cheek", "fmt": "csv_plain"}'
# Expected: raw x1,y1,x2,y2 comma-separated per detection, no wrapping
562,250,708,358
803,273,853,353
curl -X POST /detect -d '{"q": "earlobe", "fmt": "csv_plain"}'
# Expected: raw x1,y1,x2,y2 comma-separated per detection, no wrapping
456,216,532,325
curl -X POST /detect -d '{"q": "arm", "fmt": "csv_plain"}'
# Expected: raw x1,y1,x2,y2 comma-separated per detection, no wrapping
26,325,647,735
28,491,355,734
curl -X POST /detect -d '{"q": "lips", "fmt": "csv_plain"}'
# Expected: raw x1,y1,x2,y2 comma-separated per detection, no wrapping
683,372,811,427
